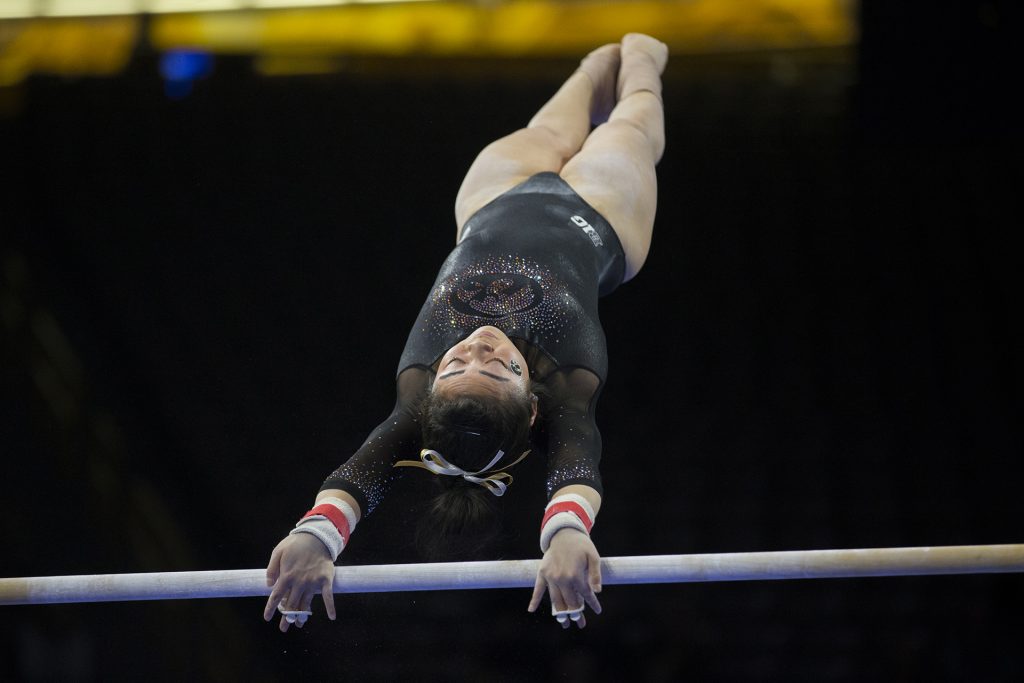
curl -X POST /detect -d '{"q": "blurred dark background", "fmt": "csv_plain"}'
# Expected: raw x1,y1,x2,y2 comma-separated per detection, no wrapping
2,1,1022,680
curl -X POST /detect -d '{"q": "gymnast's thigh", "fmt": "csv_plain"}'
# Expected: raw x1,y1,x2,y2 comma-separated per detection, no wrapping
454,127,574,239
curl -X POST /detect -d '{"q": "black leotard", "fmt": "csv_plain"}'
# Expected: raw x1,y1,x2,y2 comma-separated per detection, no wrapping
321,173,626,515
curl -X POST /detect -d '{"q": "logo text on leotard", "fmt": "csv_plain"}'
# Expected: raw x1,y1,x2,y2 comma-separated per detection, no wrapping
570,215,604,247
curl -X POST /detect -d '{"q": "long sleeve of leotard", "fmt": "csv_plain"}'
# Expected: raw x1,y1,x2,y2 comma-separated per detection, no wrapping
540,368,604,500
318,366,605,511
318,368,429,516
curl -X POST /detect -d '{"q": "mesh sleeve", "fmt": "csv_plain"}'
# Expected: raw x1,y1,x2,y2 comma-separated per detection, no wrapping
319,368,429,516
541,368,604,500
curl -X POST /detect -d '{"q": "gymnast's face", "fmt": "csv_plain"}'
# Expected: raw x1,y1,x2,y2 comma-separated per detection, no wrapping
433,326,533,405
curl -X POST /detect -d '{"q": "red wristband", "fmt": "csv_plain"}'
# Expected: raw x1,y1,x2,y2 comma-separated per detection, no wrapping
302,503,351,545
540,501,594,534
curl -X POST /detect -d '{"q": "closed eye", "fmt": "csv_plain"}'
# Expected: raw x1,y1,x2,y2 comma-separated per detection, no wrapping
446,357,508,371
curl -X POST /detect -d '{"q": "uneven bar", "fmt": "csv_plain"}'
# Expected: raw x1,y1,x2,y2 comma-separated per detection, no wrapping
1,544,1021,606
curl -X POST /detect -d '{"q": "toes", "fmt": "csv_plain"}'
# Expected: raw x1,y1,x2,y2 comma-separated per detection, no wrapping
594,44,621,61
621,33,668,71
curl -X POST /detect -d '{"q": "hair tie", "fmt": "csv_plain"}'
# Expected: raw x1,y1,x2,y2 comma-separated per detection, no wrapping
393,448,531,497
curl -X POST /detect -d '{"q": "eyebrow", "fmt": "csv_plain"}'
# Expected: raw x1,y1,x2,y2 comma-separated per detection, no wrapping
437,369,510,383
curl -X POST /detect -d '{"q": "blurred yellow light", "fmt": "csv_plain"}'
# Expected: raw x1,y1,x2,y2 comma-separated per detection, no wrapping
0,0,436,19
0,1,856,85
0,17,138,86
151,0,856,57
149,1,246,14
45,0,137,17
1,2,33,20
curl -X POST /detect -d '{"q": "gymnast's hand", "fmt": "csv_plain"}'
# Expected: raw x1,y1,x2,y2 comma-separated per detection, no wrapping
263,533,337,632
527,529,603,629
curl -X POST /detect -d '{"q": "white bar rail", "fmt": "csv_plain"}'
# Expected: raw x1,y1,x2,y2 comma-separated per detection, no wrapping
2,544,1021,605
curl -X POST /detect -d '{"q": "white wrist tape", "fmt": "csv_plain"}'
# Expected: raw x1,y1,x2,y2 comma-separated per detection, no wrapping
290,519,344,561
539,493,596,553
318,496,359,534
290,496,358,562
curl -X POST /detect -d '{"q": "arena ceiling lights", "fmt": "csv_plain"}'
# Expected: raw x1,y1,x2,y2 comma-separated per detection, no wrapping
0,1,856,86
1,0,432,20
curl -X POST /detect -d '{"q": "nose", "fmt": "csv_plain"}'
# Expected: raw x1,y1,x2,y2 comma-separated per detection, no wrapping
465,339,494,354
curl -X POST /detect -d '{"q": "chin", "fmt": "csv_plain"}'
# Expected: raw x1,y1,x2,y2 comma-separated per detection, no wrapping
473,325,505,338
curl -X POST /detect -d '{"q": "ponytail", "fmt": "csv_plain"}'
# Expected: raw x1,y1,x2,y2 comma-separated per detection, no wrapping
413,386,536,560
415,476,503,561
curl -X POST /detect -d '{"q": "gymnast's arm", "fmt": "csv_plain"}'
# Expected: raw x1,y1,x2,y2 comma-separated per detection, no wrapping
527,370,606,628
315,368,429,516
263,369,427,631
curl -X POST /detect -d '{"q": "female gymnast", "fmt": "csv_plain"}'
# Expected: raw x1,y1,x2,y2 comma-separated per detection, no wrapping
264,33,667,631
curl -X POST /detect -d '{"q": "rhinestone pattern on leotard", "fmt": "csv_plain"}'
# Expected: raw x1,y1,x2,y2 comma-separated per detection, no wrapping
423,254,572,343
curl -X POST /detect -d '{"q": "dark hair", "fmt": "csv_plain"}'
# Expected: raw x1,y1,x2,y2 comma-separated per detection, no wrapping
414,385,536,561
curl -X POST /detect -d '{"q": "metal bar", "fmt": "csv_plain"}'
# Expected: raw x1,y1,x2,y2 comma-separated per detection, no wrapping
2,544,1021,605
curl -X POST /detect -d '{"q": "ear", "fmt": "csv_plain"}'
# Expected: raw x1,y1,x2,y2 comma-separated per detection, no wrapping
529,393,539,426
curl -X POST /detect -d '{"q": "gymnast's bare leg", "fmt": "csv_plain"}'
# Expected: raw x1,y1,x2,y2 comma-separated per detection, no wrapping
454,43,621,231
454,33,667,281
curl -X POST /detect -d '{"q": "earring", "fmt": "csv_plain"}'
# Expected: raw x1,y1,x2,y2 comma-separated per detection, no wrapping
509,359,522,376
